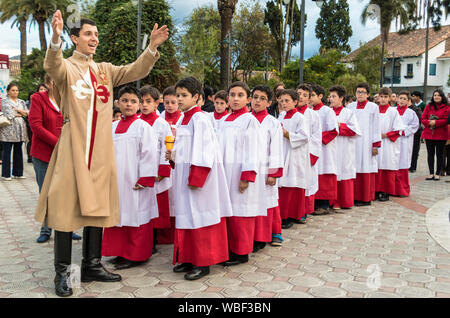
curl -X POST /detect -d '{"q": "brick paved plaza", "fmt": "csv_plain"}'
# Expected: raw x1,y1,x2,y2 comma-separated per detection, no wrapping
0,147,449,298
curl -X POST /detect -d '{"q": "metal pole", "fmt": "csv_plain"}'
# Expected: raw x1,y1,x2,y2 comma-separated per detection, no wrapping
299,0,305,84
136,0,143,89
391,52,395,89
423,0,430,100
226,32,231,87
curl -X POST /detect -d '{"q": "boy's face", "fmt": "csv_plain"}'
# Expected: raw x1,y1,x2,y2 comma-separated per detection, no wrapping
355,87,368,103
140,94,158,115
198,95,205,108
214,97,228,114
391,93,397,102
310,91,323,106
228,86,251,111
251,90,270,113
176,87,199,112
279,94,297,112
378,94,390,105
297,89,310,106
397,94,408,107
164,94,178,113
118,92,140,117
113,112,122,121
328,91,343,108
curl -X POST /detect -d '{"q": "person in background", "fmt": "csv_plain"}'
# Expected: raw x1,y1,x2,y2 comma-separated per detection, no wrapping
268,82,285,118
390,93,398,107
0,83,28,181
409,91,424,172
344,95,356,106
202,86,215,113
113,107,122,121
421,89,450,181
157,92,165,113
29,74,82,243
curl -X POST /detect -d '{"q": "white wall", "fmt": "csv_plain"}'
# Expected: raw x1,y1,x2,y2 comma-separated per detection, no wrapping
0,68,10,101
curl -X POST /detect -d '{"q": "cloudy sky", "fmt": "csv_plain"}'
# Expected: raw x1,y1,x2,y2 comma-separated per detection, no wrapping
0,0,447,58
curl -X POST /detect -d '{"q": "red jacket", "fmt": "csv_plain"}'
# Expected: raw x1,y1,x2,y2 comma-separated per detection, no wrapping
421,103,450,140
29,92,63,163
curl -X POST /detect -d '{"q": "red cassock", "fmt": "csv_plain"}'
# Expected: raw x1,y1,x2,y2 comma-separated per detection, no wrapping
354,173,377,202
279,187,306,220
394,169,410,197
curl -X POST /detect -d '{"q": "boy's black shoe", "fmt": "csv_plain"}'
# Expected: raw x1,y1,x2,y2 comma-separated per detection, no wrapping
253,241,266,252
222,254,249,266
354,200,371,206
173,263,194,273
378,192,389,202
281,219,293,229
114,259,145,270
184,266,210,280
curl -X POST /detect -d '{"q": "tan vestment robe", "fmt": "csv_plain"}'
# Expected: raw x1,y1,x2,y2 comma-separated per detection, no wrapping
34,46,160,232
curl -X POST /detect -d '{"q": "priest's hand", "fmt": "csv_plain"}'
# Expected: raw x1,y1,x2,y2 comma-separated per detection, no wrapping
149,24,169,52
266,176,276,186
239,180,249,193
51,10,64,43
372,147,378,156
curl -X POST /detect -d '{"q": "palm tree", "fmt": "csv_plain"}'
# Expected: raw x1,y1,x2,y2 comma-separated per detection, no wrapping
361,0,416,87
218,0,238,90
0,0,29,67
20,0,73,52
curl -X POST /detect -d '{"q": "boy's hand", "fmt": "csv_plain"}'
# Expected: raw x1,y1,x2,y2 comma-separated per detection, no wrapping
157,176,166,182
283,128,289,139
266,176,276,186
149,24,169,52
381,133,387,138
189,185,199,190
51,10,64,42
239,180,249,193
372,147,378,156
165,149,172,161
133,183,145,190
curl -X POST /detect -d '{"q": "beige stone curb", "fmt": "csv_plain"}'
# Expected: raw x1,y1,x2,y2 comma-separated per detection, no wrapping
426,195,450,254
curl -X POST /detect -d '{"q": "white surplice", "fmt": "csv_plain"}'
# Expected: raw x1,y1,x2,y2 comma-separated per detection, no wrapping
314,105,339,175
377,107,404,171
112,118,159,227
397,107,420,169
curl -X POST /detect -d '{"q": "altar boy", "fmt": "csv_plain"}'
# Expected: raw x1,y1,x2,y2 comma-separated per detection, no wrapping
167,77,233,280
101,86,159,270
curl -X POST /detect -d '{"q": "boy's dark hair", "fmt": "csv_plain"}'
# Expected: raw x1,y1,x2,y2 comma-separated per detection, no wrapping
163,86,176,98
199,88,205,100
411,91,423,99
113,107,121,115
345,95,356,103
279,89,299,102
398,90,411,100
297,84,312,97
139,85,160,101
356,82,370,94
328,85,346,98
175,77,202,100
228,81,251,98
214,90,228,102
204,86,215,101
69,18,97,38
118,85,141,100
311,84,325,97
378,87,392,96
252,85,273,101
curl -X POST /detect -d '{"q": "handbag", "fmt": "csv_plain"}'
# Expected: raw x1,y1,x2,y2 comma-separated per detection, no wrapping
0,112,11,128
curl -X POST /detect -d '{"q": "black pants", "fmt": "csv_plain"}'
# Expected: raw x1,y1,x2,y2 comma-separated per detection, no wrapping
425,139,446,175
444,144,450,175
1,141,23,178
410,132,421,171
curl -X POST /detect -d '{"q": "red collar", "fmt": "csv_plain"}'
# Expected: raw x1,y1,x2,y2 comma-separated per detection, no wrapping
284,108,298,119
357,100,368,109
252,109,269,123
140,112,159,126
297,104,308,114
333,106,344,116
397,105,408,116
225,106,248,121
165,110,181,125
214,110,228,120
313,102,324,111
181,106,202,125
378,104,390,114
115,114,138,134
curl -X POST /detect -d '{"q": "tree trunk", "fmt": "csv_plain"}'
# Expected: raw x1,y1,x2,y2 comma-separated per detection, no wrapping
285,0,295,63
219,1,237,90
37,18,47,52
379,35,385,88
19,17,27,68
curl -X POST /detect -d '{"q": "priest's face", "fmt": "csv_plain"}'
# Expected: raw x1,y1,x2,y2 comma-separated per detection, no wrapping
140,94,157,115
118,93,140,117
251,90,270,113
228,86,251,111
71,24,99,56
176,87,199,112
328,92,343,108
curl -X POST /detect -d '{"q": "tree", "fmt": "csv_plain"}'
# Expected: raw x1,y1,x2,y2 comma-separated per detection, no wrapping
92,0,179,90
315,0,352,53
15,48,46,100
335,73,367,97
218,0,238,90
175,6,221,87
361,0,417,86
20,0,75,51
264,0,304,72
351,42,382,91
0,0,29,67
232,1,275,82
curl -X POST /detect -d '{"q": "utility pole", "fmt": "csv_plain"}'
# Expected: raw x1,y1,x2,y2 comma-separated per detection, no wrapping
423,0,431,100
136,0,143,89
299,0,305,84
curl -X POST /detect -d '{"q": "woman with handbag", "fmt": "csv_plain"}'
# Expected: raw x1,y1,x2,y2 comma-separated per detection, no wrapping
421,89,450,181
0,83,28,181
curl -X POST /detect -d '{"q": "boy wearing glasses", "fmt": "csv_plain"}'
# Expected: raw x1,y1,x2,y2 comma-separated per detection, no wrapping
347,83,382,206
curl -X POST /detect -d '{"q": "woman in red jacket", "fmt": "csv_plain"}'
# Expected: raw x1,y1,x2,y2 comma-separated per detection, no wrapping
421,89,450,181
29,74,82,243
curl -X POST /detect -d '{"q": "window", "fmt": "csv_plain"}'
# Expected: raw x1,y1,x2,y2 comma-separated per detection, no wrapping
429,63,436,76
406,64,413,78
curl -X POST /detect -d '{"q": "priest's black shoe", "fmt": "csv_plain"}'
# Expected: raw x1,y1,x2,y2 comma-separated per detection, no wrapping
184,266,210,280
222,254,248,266
54,268,73,297
54,231,73,297
114,258,144,270
173,263,194,273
